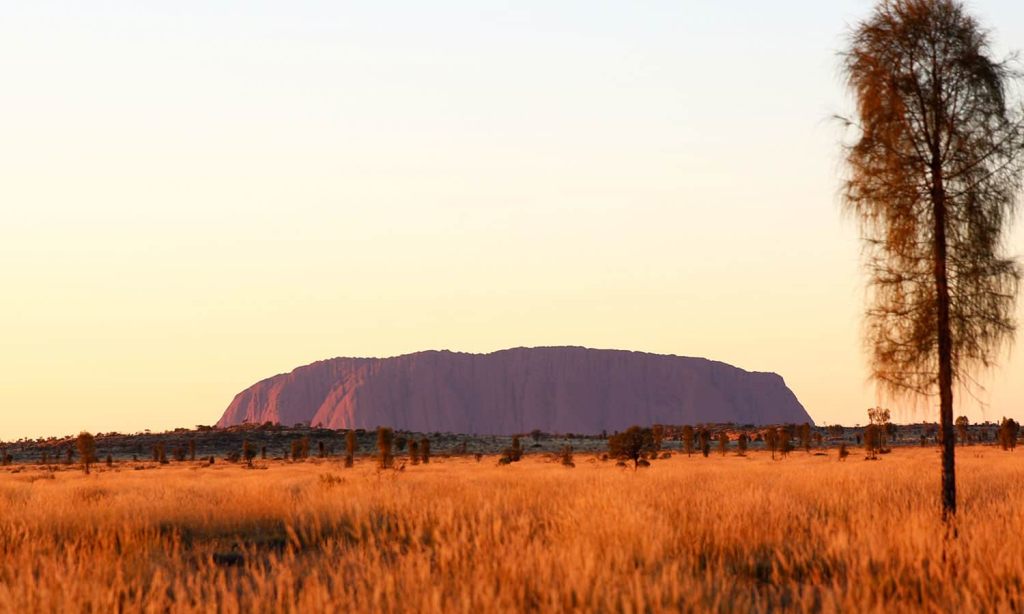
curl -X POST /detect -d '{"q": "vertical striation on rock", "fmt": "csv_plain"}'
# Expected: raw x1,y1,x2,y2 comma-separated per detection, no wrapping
216,347,812,434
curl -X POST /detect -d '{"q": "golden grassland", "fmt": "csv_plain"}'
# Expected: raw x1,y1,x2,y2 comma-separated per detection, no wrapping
0,447,1022,613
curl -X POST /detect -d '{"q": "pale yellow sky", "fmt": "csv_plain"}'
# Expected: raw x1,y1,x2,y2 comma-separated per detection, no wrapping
2,1,1023,439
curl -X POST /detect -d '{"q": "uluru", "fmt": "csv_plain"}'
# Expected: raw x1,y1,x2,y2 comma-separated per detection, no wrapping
217,347,812,434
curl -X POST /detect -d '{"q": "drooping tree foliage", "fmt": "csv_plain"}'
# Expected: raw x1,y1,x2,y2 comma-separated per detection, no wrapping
841,0,1024,518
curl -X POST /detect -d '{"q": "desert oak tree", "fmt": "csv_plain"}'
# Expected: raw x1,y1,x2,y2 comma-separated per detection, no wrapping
841,0,1024,518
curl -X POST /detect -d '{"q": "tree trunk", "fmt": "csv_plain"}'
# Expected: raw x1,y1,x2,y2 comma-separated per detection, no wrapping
931,159,957,520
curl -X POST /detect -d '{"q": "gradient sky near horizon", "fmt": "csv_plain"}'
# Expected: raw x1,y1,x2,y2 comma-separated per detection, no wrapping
2,1,1024,440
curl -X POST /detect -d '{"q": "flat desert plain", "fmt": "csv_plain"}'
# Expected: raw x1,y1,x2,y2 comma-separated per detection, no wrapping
0,447,1021,613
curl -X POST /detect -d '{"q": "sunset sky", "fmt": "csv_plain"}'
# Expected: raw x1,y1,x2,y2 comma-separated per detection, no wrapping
2,1,1023,440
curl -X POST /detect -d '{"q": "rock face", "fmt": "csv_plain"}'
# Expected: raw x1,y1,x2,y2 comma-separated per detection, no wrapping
217,347,812,434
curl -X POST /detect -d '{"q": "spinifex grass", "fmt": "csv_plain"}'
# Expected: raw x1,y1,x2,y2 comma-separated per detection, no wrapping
0,448,1021,612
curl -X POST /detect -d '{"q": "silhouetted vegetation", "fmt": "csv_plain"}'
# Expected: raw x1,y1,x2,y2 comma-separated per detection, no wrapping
698,429,711,458
377,427,394,469
779,427,793,458
956,416,970,445
499,436,523,465
867,408,892,453
291,438,310,461
766,428,779,460
76,432,96,474
798,423,811,453
864,424,882,460
345,430,355,467
558,445,575,468
999,418,1019,451
681,425,695,457
243,440,256,466
608,426,656,470
2,422,1008,473
652,425,665,452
